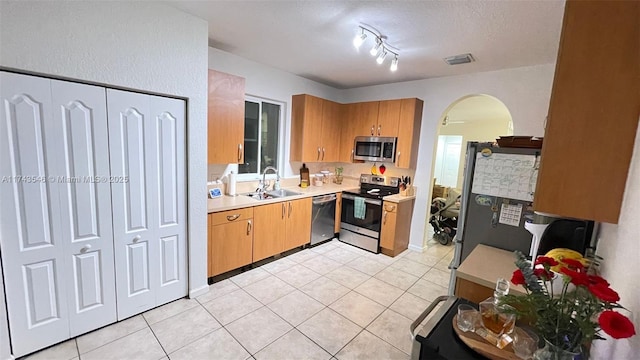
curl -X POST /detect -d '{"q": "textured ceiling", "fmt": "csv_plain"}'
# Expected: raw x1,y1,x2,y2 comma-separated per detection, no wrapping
167,0,565,89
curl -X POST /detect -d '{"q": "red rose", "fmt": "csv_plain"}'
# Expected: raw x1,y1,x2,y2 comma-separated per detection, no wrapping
561,258,585,271
599,310,636,339
511,269,526,285
533,267,552,281
589,283,620,303
588,275,610,287
560,267,589,286
535,256,559,267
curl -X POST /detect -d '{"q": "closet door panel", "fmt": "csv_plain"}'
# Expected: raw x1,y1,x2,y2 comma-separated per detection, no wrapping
50,80,117,336
107,89,157,320
0,72,69,356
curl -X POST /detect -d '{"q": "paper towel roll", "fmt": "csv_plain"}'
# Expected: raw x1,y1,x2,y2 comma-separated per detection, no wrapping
227,171,237,196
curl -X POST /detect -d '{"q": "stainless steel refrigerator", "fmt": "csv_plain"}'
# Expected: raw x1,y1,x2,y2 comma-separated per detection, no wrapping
448,142,541,293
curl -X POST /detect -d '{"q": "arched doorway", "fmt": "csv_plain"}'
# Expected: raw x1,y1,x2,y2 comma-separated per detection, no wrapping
426,94,513,245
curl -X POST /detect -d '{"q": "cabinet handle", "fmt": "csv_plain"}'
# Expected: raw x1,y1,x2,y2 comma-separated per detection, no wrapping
247,220,252,235
282,203,285,219
322,147,325,161
80,244,92,253
133,235,141,243
317,147,321,160
370,125,375,136
377,125,381,136
288,202,292,218
383,211,387,224
227,214,240,221
238,144,243,163
385,205,396,212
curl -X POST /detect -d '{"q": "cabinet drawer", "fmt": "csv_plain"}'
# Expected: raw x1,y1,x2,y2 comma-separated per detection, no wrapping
383,202,397,213
211,207,253,226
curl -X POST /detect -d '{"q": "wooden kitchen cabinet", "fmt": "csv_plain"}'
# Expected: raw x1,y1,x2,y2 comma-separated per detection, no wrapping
379,200,415,257
208,69,246,164
376,100,401,137
339,101,380,162
284,197,312,251
395,98,424,169
208,208,253,277
290,94,343,162
253,202,286,262
334,192,342,234
534,0,639,223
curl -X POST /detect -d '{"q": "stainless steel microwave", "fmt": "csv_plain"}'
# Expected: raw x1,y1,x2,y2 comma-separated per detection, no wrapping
353,136,397,163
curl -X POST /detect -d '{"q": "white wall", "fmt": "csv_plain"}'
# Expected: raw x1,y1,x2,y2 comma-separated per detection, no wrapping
591,121,640,359
342,64,556,250
208,47,344,179
0,2,208,358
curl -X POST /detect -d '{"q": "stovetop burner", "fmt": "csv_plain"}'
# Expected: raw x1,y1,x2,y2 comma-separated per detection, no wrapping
343,174,400,200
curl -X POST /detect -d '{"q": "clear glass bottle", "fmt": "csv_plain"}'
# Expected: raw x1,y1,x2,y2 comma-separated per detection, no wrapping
479,278,516,338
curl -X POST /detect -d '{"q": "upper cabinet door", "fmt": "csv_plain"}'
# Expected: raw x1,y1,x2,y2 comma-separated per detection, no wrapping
290,94,323,162
320,100,343,162
0,72,70,356
534,0,639,223
376,100,401,137
208,70,246,164
50,80,117,337
396,98,424,169
339,101,380,162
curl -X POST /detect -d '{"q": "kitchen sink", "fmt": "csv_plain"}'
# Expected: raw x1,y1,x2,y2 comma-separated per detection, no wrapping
243,189,302,200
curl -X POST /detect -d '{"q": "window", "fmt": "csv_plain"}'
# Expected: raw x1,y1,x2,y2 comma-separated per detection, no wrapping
239,97,282,176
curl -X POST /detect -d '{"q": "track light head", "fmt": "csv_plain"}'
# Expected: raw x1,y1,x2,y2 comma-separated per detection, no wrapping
370,38,382,56
376,49,387,64
353,29,367,49
390,55,398,71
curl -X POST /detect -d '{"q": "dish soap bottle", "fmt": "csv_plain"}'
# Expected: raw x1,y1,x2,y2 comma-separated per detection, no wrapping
479,278,516,338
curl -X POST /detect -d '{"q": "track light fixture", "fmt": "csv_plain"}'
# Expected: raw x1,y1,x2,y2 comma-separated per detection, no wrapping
352,24,400,72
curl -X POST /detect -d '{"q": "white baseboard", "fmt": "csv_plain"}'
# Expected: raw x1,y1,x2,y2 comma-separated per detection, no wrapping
188,284,209,298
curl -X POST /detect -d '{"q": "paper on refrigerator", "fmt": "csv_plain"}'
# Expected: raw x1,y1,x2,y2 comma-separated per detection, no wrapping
471,153,538,201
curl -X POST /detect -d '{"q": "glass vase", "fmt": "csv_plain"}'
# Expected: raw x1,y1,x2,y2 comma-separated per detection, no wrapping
533,338,580,360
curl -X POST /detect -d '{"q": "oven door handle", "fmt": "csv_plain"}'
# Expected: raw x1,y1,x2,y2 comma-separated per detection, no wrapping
410,295,453,340
342,193,382,206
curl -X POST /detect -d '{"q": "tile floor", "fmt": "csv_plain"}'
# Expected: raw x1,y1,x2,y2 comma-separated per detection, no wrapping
22,238,454,360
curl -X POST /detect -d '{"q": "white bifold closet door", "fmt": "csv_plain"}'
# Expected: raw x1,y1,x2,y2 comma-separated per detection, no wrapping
107,89,186,320
0,72,116,356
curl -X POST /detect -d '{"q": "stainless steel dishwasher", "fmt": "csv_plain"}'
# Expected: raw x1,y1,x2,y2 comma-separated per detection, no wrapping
311,194,336,245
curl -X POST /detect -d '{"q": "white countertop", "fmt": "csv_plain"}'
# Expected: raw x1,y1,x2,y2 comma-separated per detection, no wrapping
208,184,417,213
456,244,526,296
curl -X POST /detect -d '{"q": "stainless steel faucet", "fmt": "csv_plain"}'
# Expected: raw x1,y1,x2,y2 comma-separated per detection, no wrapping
257,166,279,192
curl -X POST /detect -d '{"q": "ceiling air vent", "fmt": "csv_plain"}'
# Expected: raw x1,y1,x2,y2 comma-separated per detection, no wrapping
444,53,475,65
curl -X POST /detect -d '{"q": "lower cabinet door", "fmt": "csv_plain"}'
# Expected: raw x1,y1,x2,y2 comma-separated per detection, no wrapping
380,209,397,250
210,220,254,276
284,198,312,251
253,203,286,262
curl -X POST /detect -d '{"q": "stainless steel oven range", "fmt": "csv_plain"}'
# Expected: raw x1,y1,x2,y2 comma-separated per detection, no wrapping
339,174,399,253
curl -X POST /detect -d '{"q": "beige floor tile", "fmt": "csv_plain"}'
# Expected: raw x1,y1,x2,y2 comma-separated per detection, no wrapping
423,244,453,258
366,309,413,354
150,305,221,353
322,248,363,264
260,257,297,274
353,278,404,307
389,292,432,321
201,289,263,325
23,339,78,360
329,291,385,327
335,330,409,360
274,264,322,288
226,307,292,354
401,251,441,267
406,278,448,302
301,255,342,275
298,308,362,355
362,252,400,266
76,315,147,354
254,329,331,360
310,241,339,254
422,267,451,288
434,257,452,272
300,277,350,305
195,279,240,304
374,266,420,290
287,248,320,263
168,327,250,360
345,257,386,276
267,290,325,326
230,267,270,288
143,298,199,325
324,266,371,289
81,328,165,360
243,275,295,304
390,258,431,277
